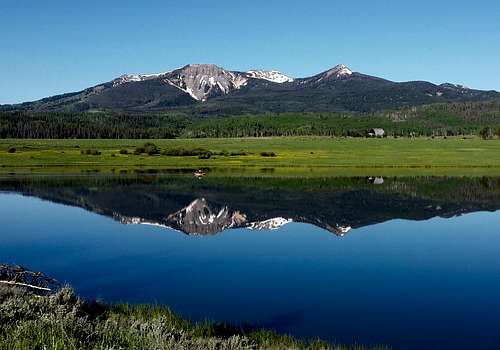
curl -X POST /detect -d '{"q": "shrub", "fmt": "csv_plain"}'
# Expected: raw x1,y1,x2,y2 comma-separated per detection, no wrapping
162,147,210,157
260,151,276,157
190,148,209,156
134,147,145,155
133,143,159,156
162,148,179,156
143,142,159,155
119,149,128,155
229,151,247,156
479,127,494,140
213,150,246,156
7,147,16,153
82,149,101,155
198,151,212,159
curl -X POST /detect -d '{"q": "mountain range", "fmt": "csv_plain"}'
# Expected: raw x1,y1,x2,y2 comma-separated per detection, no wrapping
4,64,499,114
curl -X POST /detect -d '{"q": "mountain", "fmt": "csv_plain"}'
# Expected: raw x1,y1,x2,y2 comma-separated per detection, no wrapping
3,63,499,114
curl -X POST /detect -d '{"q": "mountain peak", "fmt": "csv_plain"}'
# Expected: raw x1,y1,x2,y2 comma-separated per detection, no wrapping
325,64,353,77
180,63,224,71
300,64,353,85
166,64,243,101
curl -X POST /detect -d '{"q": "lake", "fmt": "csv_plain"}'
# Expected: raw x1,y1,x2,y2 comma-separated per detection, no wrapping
1,174,500,349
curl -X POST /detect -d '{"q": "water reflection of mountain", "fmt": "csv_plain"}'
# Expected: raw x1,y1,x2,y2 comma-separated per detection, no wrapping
1,175,499,236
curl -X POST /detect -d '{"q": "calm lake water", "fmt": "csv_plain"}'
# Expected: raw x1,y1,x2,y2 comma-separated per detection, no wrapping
1,174,500,350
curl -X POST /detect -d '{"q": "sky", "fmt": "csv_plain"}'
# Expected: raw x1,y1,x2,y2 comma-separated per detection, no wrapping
1,0,500,104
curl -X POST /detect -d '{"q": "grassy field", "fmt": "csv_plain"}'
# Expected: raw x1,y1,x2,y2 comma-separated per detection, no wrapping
0,286,388,350
1,137,500,176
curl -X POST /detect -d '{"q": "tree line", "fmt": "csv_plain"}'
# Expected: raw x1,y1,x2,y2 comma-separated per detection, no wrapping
1,100,500,139
0,111,189,139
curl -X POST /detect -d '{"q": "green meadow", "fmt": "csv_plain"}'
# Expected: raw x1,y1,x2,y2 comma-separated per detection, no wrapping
1,137,500,176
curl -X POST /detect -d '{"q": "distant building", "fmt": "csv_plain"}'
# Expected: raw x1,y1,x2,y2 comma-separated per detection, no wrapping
368,128,385,137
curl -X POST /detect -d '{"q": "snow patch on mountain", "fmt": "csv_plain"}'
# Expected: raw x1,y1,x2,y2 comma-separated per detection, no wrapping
248,217,292,230
111,71,172,87
297,64,354,85
332,64,353,77
246,70,294,83
318,64,353,81
112,74,142,87
114,214,172,230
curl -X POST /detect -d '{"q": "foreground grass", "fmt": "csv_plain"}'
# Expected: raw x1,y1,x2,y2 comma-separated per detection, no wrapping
0,286,387,350
1,137,500,176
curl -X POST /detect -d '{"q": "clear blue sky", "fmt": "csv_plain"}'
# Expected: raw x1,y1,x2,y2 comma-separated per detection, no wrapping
1,0,499,104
